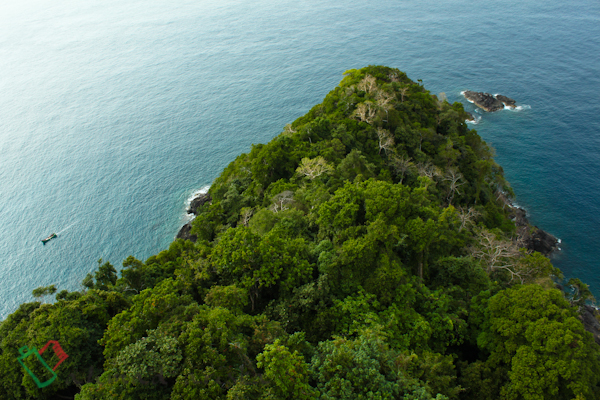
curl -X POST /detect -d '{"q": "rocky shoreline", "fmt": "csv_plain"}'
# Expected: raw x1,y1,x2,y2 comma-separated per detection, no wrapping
176,192,211,242
463,90,517,112
501,196,600,344
581,304,600,345
505,201,559,257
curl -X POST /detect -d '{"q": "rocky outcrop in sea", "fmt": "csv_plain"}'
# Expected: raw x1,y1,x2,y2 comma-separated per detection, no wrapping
176,192,212,242
463,90,517,112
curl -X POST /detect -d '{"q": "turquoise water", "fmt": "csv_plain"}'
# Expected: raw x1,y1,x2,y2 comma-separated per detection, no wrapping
1,0,599,319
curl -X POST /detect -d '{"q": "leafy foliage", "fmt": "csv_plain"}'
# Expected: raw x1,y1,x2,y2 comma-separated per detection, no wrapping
1,66,597,400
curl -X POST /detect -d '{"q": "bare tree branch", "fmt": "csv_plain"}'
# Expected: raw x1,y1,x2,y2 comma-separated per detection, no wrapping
240,207,254,226
389,153,412,184
357,74,377,94
470,228,525,283
399,86,409,103
270,191,294,213
354,101,377,124
376,128,395,155
282,124,296,136
444,168,465,205
457,207,480,232
436,92,447,109
296,156,334,180
416,162,442,180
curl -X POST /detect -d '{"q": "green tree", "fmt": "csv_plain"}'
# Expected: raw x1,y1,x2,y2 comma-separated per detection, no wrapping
477,285,600,399
0,290,128,399
310,336,448,400
204,285,248,313
169,305,257,400
406,217,437,280
99,278,195,363
336,150,375,181
211,227,312,310
32,284,57,303
77,330,181,400
95,259,118,290
256,339,318,399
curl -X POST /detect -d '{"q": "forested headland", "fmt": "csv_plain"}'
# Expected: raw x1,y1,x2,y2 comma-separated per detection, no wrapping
1,66,599,400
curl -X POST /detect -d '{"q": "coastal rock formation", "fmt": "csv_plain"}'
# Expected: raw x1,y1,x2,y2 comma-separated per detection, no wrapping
188,192,211,215
506,203,558,256
505,198,599,345
495,94,516,108
463,90,516,112
176,222,196,242
525,226,559,256
176,192,212,242
580,305,600,345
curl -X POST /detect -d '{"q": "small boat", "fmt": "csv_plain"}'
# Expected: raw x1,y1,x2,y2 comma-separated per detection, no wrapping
41,233,57,244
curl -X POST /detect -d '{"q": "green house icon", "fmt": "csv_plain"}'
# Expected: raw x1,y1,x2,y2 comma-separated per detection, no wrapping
17,345,57,388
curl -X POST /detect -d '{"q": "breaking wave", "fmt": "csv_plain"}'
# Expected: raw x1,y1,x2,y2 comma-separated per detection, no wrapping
504,104,531,112
183,185,211,222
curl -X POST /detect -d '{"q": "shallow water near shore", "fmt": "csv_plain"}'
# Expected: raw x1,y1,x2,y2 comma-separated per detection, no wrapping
1,0,599,319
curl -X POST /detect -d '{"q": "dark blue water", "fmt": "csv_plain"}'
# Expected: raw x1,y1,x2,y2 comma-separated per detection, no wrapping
1,0,599,319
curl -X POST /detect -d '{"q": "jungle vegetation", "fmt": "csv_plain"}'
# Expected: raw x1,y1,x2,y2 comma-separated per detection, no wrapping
1,66,599,400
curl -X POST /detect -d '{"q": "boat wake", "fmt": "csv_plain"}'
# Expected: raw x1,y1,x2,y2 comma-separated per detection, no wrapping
56,221,78,235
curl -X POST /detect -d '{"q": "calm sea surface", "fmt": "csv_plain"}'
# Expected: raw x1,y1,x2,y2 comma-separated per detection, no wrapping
1,0,599,319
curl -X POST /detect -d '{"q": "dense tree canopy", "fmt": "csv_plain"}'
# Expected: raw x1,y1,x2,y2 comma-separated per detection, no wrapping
1,66,598,399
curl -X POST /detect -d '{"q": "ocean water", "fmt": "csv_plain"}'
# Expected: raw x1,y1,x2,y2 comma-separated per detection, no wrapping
1,0,599,319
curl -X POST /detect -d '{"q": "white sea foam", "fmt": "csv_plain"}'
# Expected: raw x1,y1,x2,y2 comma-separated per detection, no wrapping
558,247,562,251
184,185,211,222
510,200,525,211
558,238,562,244
466,115,482,124
503,104,531,112
460,90,475,104
186,185,210,206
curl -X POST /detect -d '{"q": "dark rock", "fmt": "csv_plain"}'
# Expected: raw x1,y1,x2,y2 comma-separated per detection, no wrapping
495,94,516,108
463,91,505,112
176,222,197,243
177,190,211,242
188,193,212,215
580,305,600,345
508,205,528,227
525,226,558,256
465,112,475,121
506,202,557,256
463,91,517,112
